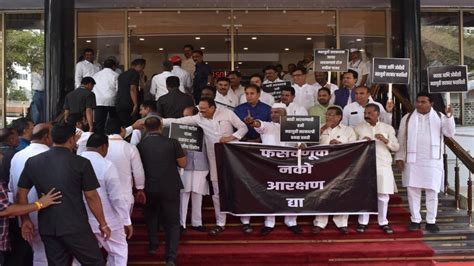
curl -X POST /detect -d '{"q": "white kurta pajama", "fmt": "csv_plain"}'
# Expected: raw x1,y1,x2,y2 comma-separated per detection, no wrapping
77,152,131,266
313,124,356,229
395,109,455,224
241,121,298,228
9,143,50,266
355,121,400,226
163,107,248,227
180,148,210,228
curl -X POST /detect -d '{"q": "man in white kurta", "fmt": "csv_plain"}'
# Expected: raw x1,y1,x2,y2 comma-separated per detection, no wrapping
291,67,317,110
395,92,455,233
215,77,239,110
105,118,145,213
169,56,193,94
75,49,100,88
162,97,248,236
9,123,52,266
179,107,209,232
312,71,339,105
249,103,302,235
281,87,308,116
342,86,394,127
354,104,399,234
80,134,132,266
313,106,356,235
150,61,175,100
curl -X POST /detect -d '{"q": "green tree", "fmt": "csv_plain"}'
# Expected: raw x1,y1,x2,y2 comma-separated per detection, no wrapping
7,87,29,101
5,29,44,91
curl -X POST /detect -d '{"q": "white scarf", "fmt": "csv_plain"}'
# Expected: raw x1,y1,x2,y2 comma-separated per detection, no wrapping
406,108,441,163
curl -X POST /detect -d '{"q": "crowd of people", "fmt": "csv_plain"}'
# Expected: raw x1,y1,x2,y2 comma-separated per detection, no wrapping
0,44,456,266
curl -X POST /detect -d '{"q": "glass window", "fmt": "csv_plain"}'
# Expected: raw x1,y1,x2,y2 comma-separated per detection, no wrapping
339,10,387,87
421,12,461,123
5,13,44,124
77,11,125,71
464,11,474,125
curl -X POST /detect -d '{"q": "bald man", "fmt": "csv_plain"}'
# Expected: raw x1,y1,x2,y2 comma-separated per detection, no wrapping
9,123,53,266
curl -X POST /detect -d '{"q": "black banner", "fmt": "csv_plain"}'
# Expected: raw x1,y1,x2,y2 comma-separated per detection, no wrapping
428,65,468,93
314,49,349,72
280,116,320,143
372,57,410,84
169,123,204,152
262,81,291,102
215,141,378,215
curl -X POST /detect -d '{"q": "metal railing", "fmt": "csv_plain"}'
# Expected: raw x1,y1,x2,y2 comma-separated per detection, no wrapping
391,85,474,226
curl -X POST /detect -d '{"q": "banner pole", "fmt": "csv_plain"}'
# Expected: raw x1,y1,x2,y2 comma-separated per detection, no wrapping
327,71,331,84
388,83,393,101
297,142,302,169
446,92,451,107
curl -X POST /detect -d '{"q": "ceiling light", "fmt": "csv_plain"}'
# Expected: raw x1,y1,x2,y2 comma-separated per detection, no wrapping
284,48,290,51
195,37,201,40
306,37,312,40
238,62,243,65
251,36,257,40
356,38,362,42
243,47,249,50
158,48,164,51
86,40,92,43
200,47,205,50
139,38,145,41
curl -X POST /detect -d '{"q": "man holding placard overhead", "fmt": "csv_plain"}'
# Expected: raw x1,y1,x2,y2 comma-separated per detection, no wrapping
395,92,455,233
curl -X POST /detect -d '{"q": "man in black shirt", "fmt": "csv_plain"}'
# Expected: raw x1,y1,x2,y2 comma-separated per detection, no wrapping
17,122,111,266
0,127,19,184
64,77,97,132
157,76,195,118
191,50,212,103
116,59,146,127
137,116,186,266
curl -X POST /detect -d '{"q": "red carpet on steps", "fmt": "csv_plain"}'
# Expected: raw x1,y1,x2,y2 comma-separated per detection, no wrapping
127,194,435,265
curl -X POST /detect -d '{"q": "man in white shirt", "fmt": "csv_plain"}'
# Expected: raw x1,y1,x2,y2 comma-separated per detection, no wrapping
283,63,296,84
281,86,308,115
75,48,100,88
79,133,132,266
354,104,400,234
240,74,275,106
263,65,284,84
215,77,239,110
9,123,52,266
150,61,175,100
313,106,356,235
291,66,317,110
227,71,245,99
169,55,192,94
104,118,145,213
92,59,119,134
247,103,302,235
31,68,45,124
312,71,339,105
342,86,394,128
182,44,196,76
395,92,455,233
162,97,248,236
349,49,370,87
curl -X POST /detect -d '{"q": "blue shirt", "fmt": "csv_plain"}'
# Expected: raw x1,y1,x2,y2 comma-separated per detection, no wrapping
234,101,272,140
16,138,30,151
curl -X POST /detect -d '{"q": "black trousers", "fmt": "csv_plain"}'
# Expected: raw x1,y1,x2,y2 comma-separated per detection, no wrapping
5,218,32,266
94,106,117,134
41,231,104,266
144,192,180,263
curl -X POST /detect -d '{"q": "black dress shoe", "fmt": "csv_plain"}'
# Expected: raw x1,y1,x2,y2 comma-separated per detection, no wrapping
180,226,187,234
208,226,225,236
338,226,349,234
288,225,302,234
356,224,367,233
191,225,207,232
380,224,394,234
408,222,421,231
312,226,323,234
425,223,440,233
260,226,274,236
242,224,253,234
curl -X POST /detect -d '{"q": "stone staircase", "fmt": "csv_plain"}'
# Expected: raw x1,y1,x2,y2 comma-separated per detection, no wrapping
394,172,474,263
